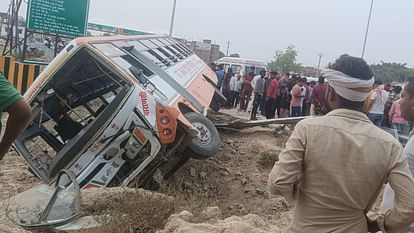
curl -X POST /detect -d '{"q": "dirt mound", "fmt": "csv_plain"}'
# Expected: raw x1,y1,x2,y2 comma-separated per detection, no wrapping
81,187,171,210
167,126,293,231
0,151,38,233
157,207,281,233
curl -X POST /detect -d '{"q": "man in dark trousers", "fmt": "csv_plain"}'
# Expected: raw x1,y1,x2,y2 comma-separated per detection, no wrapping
265,71,279,119
0,72,31,161
250,70,265,120
260,71,270,116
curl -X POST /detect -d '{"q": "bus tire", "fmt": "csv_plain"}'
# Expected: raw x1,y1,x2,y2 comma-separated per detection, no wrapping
184,112,220,159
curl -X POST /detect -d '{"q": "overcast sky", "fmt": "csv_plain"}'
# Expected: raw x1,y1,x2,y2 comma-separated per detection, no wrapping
1,0,413,68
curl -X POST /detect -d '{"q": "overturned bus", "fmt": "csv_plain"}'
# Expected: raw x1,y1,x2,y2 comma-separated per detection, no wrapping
14,34,225,189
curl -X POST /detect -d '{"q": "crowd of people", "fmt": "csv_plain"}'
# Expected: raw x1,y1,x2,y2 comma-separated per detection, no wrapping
212,63,412,133
212,64,328,121
364,80,412,133
267,54,414,233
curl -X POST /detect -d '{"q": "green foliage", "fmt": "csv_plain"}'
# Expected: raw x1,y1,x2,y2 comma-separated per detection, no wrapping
219,51,225,59
229,53,240,58
268,45,302,74
257,149,281,168
371,62,414,83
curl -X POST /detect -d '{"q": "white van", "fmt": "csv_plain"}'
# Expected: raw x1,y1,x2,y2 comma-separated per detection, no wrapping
215,57,267,75
15,34,224,189
8,34,225,231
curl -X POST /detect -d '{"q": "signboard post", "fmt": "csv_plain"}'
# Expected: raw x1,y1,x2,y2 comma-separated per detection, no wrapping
27,0,90,37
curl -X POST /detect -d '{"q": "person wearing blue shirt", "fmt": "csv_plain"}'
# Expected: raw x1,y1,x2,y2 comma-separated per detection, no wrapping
216,64,225,90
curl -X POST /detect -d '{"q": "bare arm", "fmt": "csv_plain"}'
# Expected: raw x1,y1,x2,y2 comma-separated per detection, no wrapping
366,92,377,113
0,99,31,160
388,102,395,122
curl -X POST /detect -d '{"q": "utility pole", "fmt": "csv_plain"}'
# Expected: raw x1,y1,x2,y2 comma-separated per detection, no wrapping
226,40,230,56
169,0,177,36
362,0,374,58
317,53,324,77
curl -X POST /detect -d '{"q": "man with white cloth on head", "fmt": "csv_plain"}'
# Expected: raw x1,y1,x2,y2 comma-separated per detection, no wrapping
267,54,414,233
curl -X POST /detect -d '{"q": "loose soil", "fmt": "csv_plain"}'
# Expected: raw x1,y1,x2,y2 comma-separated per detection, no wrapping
0,110,383,232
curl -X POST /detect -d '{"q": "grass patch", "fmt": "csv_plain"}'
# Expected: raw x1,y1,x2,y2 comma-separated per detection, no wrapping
257,149,281,168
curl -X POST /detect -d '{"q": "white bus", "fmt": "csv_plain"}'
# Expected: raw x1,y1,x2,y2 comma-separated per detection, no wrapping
215,57,267,75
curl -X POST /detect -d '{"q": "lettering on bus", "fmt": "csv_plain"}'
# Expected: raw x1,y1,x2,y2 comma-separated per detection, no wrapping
174,59,199,77
139,91,150,116
89,141,102,153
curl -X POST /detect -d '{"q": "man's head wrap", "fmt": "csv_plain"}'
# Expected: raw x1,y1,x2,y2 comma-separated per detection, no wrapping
321,69,374,102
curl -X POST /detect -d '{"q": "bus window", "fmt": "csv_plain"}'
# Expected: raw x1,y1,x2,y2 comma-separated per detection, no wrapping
111,55,167,101
164,45,184,60
148,49,172,67
129,41,150,52
139,40,158,49
150,39,166,48
231,65,242,74
94,43,126,58
146,39,177,62
156,38,185,60
142,51,168,68
119,55,154,78
158,38,173,46
255,67,266,74
245,66,256,74
155,47,177,63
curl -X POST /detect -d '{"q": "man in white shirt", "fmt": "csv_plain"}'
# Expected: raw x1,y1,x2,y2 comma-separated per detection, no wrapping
250,71,265,120
233,74,243,108
367,80,389,127
229,74,237,108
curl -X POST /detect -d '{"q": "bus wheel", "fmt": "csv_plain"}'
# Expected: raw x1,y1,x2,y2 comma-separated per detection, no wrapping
184,112,220,159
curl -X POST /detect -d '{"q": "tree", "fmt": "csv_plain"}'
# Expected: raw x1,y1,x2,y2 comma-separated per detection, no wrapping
219,51,225,59
268,45,302,74
229,53,240,58
370,62,414,83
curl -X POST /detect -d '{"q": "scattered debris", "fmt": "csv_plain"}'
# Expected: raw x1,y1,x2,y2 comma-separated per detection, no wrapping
157,207,281,233
256,188,266,196
190,168,197,177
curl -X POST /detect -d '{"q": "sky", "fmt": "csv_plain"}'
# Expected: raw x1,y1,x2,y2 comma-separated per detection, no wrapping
1,0,414,68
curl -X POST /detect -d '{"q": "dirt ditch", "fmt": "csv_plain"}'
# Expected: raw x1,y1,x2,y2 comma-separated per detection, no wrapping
0,110,306,232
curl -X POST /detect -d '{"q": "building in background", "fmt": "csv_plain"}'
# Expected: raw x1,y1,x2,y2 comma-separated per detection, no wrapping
0,12,26,40
176,38,220,64
300,66,320,78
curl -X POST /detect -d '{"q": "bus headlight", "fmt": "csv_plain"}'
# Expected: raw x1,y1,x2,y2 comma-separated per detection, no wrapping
161,116,171,124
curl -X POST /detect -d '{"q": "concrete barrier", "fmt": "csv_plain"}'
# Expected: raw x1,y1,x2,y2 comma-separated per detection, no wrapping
0,56,41,94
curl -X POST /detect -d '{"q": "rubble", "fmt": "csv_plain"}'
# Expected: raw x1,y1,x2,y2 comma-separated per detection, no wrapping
157,207,281,233
256,188,266,196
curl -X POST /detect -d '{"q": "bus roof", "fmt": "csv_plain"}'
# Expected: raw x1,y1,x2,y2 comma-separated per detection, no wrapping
216,57,267,67
73,34,170,45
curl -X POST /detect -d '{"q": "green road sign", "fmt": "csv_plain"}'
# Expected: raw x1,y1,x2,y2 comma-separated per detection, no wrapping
27,0,90,37
87,23,149,36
